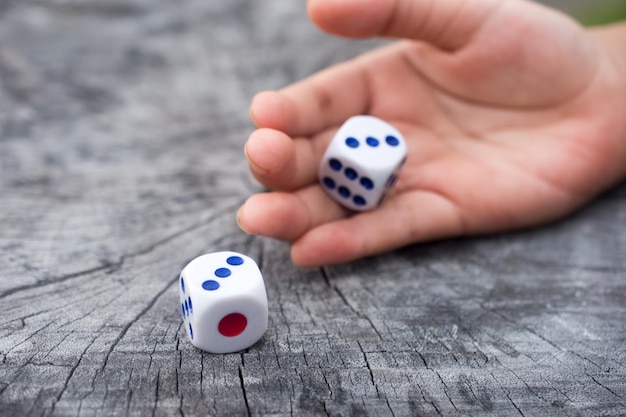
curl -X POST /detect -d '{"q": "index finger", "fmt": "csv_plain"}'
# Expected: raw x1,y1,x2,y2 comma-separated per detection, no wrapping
250,52,373,137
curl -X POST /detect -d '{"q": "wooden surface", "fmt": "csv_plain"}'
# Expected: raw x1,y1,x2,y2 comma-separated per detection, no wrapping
1,1,625,416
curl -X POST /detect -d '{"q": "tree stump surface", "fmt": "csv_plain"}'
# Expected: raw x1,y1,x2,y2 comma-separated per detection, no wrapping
1,1,624,416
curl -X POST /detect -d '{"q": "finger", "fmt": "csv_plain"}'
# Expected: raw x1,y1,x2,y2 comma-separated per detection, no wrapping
307,0,502,51
249,56,371,137
290,191,465,266
237,185,348,242
244,128,333,191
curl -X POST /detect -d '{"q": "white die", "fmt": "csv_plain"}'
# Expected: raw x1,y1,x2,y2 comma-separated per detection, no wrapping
319,116,407,211
179,251,268,353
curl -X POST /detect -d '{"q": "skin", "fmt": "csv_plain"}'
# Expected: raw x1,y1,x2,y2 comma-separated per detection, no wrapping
237,0,626,267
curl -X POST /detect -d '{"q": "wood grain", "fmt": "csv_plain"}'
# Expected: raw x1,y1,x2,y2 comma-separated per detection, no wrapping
1,1,625,416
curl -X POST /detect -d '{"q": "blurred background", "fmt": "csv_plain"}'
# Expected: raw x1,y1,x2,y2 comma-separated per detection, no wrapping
542,0,626,25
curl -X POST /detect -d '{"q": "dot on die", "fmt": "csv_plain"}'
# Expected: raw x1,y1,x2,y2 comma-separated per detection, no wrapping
319,115,407,211
179,251,268,353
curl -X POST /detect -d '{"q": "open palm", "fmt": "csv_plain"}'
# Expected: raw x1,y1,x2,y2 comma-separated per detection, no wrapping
238,0,626,266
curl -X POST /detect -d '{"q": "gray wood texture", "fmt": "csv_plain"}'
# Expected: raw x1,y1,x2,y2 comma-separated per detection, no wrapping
1,1,625,416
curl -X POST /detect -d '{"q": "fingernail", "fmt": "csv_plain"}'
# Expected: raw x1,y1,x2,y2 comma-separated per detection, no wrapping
244,142,270,175
236,204,252,234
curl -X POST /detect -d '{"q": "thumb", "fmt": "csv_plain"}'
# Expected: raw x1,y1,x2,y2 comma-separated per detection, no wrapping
307,0,503,51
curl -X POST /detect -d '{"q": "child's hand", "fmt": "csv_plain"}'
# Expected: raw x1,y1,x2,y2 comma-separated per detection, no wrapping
238,0,626,266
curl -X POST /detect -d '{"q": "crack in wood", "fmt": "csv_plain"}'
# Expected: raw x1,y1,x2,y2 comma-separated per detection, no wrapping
101,275,179,372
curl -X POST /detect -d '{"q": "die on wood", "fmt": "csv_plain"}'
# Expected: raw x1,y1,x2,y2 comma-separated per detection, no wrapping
179,251,268,353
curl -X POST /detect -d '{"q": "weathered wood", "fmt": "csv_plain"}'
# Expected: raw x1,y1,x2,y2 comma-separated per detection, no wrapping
1,1,625,416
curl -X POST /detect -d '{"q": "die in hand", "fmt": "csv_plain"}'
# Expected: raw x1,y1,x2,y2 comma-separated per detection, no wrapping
179,251,268,353
319,116,407,211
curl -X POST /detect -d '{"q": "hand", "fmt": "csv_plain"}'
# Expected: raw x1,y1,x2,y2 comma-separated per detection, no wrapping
238,0,626,266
